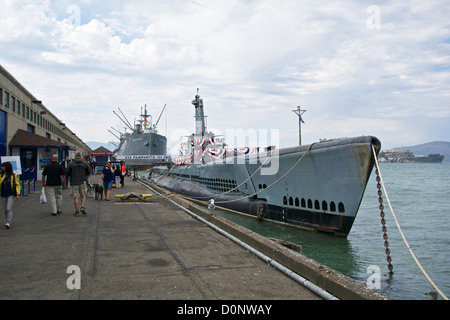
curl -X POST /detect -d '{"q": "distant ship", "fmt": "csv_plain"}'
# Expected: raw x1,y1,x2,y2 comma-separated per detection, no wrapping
149,91,381,237
114,105,171,167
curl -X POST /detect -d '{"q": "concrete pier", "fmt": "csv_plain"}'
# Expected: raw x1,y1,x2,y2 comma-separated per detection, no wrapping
0,174,321,300
0,173,391,301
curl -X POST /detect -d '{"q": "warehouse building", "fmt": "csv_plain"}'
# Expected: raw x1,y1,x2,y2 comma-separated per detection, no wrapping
0,64,91,181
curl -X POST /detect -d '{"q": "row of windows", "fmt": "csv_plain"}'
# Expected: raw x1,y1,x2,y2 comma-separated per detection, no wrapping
283,196,345,213
257,183,346,213
0,86,86,150
193,176,239,194
0,87,59,134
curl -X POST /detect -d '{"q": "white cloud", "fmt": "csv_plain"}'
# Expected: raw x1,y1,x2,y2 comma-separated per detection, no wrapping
0,0,449,150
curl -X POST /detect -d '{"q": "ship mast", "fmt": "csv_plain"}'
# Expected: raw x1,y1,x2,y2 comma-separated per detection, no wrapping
140,104,151,132
292,106,306,145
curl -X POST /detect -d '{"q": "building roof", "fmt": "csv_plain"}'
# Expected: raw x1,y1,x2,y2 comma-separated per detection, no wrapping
9,129,73,149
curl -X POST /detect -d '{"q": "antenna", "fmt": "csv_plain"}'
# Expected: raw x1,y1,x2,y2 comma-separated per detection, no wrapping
292,106,306,145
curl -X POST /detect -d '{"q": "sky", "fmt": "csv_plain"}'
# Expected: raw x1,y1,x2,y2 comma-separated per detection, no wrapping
0,0,449,153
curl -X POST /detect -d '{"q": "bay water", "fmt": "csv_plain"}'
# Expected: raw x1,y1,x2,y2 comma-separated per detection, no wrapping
213,163,450,300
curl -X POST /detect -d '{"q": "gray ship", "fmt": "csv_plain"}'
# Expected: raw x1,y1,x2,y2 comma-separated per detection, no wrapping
149,91,381,237
114,106,171,167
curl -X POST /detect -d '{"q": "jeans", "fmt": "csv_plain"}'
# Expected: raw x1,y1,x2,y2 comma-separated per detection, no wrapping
1,196,15,224
103,180,113,190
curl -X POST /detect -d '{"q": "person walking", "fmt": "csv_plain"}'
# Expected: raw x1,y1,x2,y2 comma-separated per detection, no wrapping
67,152,91,216
42,154,67,216
120,161,126,187
114,163,121,189
101,161,114,200
0,162,21,229
61,156,71,188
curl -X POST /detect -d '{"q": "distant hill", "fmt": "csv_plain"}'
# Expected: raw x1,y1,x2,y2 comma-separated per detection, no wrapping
398,141,450,163
86,141,118,153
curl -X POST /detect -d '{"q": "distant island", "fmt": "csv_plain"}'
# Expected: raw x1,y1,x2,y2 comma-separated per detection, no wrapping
378,149,444,163
378,141,449,163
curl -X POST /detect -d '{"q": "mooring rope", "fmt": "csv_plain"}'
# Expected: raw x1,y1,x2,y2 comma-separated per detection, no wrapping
186,148,276,200
372,145,448,300
177,143,315,205
213,143,316,204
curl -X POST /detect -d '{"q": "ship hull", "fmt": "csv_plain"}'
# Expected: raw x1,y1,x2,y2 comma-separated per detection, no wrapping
149,136,380,237
115,132,170,167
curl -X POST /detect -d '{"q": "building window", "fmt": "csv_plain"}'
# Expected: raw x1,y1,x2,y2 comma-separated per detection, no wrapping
22,104,25,117
26,106,29,119
11,96,16,112
27,124,35,133
16,100,20,115
0,88,3,105
3,91,9,108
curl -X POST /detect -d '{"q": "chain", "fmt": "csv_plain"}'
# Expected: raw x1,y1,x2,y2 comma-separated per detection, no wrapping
375,168,394,274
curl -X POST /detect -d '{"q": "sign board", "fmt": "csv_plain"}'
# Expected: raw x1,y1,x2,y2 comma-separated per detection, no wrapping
89,151,115,156
0,156,22,175
116,155,171,161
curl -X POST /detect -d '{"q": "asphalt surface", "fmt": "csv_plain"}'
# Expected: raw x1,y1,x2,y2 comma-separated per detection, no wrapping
0,174,320,300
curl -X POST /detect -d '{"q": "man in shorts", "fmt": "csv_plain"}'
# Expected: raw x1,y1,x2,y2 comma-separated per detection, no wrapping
67,152,91,216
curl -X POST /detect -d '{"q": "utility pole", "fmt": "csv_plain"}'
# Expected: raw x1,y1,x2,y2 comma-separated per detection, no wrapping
292,106,306,145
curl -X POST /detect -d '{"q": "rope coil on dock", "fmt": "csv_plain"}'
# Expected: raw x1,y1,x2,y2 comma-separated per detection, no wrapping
372,145,448,300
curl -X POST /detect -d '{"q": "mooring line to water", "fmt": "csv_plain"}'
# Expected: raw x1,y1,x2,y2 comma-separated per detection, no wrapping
372,145,448,300
214,143,316,205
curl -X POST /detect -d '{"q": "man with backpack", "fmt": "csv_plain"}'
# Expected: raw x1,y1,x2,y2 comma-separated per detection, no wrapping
67,152,91,217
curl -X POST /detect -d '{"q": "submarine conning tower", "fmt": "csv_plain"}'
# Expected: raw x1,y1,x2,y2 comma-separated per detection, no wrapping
192,89,206,138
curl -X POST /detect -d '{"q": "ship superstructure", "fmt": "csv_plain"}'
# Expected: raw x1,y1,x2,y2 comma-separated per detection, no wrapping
114,105,171,167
